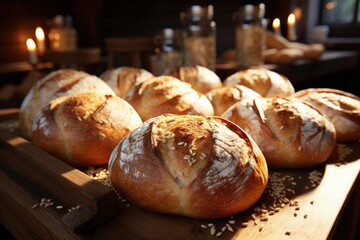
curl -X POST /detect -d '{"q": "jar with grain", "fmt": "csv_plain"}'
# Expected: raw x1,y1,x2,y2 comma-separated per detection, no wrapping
180,5,216,70
154,28,184,75
233,4,267,68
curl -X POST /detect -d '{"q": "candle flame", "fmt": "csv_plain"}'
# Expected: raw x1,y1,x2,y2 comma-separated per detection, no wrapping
273,18,280,28
288,13,296,25
26,38,36,50
35,27,45,40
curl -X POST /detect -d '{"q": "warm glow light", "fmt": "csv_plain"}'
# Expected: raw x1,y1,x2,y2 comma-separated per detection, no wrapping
287,13,297,41
293,7,302,21
288,13,296,25
35,27,45,40
326,1,336,10
272,18,281,35
35,26,46,55
273,18,280,28
26,38,38,65
26,38,36,50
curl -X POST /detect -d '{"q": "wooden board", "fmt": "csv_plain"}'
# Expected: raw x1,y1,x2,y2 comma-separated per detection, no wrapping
0,108,359,240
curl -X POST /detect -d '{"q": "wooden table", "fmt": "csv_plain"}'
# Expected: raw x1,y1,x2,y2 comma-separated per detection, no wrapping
215,50,359,85
0,108,359,240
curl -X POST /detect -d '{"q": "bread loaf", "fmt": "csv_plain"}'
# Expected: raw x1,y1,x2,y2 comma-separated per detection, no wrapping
167,65,222,94
206,85,261,116
264,48,304,64
292,88,360,142
221,97,336,168
125,75,214,121
109,114,268,219
100,66,154,98
32,93,143,167
223,68,295,97
19,69,115,139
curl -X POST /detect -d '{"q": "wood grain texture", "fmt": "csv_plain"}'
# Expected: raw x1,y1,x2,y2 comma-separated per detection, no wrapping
0,109,119,234
0,108,359,239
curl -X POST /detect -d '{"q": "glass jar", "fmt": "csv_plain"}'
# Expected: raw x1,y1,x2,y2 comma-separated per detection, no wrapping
48,15,78,52
180,5,216,70
154,28,184,75
233,4,267,68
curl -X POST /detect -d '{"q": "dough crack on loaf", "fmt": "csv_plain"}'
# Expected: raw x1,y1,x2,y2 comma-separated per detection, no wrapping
222,97,336,168
109,114,268,219
32,93,143,167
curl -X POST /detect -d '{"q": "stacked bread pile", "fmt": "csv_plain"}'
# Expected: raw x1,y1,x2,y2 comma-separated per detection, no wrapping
19,69,143,167
265,31,325,64
18,64,360,220
221,31,325,65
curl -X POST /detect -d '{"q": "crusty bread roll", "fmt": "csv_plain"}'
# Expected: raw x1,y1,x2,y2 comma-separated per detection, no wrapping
167,65,222,94
264,48,304,64
125,75,214,121
223,68,295,97
206,85,261,116
288,42,325,60
99,66,154,98
221,97,336,168
109,114,268,219
292,88,360,142
32,93,143,167
19,69,115,139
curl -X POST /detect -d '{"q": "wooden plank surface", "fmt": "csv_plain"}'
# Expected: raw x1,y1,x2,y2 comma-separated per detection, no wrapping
0,109,359,240
0,109,119,236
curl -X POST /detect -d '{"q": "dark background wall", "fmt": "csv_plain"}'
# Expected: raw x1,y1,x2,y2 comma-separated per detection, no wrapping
0,0,297,65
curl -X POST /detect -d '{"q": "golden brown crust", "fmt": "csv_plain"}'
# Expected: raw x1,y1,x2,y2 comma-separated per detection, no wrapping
292,88,360,142
100,66,154,98
221,97,337,168
19,69,115,140
109,114,268,219
125,76,214,121
206,85,261,116
223,68,295,97
32,93,143,167
168,65,222,94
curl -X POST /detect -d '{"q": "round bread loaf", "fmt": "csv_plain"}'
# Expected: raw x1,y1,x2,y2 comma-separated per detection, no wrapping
32,93,143,167
206,85,261,116
292,88,360,142
221,97,336,168
223,68,295,97
167,65,222,94
109,114,268,219
100,66,154,98
19,69,115,139
125,75,214,121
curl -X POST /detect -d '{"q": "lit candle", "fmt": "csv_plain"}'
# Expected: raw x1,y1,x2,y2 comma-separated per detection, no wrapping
35,27,46,56
26,38,38,65
287,13,297,41
272,18,281,35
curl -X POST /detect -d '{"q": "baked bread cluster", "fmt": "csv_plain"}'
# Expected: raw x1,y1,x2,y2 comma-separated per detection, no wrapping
223,68,295,97
292,88,360,142
167,65,222,94
100,66,154,98
19,69,143,167
109,114,268,219
222,96,337,168
265,31,325,64
19,69,115,139
125,75,214,121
